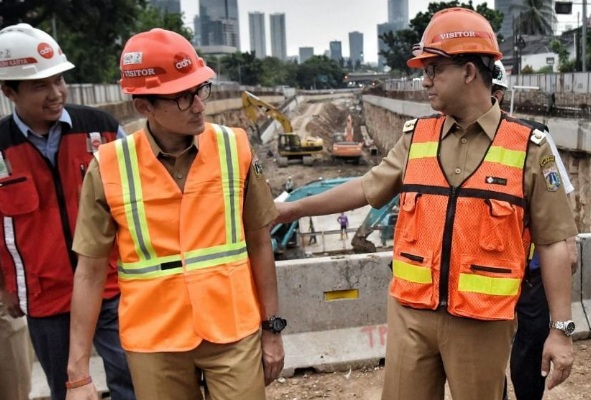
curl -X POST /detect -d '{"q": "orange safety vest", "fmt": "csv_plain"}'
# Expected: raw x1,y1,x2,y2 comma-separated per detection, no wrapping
99,123,261,352
391,114,532,321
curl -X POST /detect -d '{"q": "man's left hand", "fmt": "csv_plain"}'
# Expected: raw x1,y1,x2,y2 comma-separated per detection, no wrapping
261,330,285,385
541,330,574,390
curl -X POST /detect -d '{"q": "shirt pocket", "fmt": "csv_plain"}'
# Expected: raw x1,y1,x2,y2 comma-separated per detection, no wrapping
0,174,40,216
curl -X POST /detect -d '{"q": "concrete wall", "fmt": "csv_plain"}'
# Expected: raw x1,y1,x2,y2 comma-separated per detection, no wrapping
362,95,591,233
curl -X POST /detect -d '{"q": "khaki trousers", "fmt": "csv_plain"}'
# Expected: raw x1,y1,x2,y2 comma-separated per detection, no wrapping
0,300,33,400
126,330,265,400
381,297,515,400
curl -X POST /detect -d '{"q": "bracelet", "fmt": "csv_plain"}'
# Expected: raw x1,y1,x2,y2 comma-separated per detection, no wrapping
66,376,93,389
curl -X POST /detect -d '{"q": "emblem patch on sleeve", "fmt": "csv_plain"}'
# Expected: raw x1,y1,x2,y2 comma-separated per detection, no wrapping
543,166,561,191
539,155,555,168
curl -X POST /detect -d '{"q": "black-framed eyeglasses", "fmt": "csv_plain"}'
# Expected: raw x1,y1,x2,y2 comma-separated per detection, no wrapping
154,81,212,111
423,62,457,81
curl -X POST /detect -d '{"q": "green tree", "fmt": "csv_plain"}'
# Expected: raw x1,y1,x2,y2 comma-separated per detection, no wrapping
550,37,572,72
219,51,263,86
134,6,193,41
379,29,418,76
0,0,147,83
259,57,298,87
295,56,344,89
511,0,556,35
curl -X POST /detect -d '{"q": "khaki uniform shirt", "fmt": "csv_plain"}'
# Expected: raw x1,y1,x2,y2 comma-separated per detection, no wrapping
361,102,577,245
73,126,278,258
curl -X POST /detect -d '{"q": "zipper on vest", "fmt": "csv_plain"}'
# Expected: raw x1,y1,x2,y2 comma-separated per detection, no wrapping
42,150,78,271
439,186,459,308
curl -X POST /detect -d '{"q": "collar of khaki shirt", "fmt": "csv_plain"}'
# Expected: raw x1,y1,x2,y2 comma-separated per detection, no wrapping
144,121,198,158
441,99,501,141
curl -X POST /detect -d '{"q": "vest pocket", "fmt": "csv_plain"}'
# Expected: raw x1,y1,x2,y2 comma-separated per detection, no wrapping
449,254,521,320
398,193,422,243
0,174,39,216
391,247,437,309
479,199,516,252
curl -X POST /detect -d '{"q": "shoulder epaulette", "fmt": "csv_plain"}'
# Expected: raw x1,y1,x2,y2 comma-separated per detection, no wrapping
530,129,546,146
402,118,417,134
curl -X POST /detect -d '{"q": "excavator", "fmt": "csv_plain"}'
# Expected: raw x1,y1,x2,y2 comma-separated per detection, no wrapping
241,91,324,167
331,114,364,163
271,177,399,256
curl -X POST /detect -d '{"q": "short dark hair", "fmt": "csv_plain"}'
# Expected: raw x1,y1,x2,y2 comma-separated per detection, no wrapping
452,54,494,89
1,80,21,91
131,94,157,104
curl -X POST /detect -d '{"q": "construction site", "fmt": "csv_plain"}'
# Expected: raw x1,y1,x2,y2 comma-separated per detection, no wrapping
25,88,591,399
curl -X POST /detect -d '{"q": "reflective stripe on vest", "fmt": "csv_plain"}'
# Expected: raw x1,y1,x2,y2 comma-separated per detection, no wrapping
113,126,247,279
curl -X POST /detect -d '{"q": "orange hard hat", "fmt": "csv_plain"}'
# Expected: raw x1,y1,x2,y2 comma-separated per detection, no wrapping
407,7,502,69
120,28,215,95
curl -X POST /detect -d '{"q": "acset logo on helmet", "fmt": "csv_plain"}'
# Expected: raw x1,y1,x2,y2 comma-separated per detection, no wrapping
123,52,143,65
37,43,54,59
174,52,193,73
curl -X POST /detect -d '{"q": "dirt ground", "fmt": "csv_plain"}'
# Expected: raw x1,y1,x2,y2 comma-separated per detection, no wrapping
255,99,591,400
264,340,591,400
255,97,376,198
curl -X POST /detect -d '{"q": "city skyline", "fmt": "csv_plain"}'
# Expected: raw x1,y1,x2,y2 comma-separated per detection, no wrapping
180,0,587,64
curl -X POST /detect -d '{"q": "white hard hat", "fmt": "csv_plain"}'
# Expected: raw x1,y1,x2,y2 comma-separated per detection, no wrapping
0,23,75,81
493,60,508,89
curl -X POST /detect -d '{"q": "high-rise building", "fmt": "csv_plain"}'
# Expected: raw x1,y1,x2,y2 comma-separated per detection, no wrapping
299,47,314,63
495,0,554,42
349,31,364,65
377,22,396,68
329,40,342,62
193,15,201,46
496,0,519,41
150,0,181,14
388,0,409,31
270,13,287,60
249,12,266,58
199,0,240,50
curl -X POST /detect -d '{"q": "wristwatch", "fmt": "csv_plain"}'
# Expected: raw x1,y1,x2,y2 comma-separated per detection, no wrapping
549,320,576,337
262,315,287,334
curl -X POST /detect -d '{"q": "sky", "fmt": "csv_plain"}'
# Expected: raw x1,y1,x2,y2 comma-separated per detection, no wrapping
180,0,586,64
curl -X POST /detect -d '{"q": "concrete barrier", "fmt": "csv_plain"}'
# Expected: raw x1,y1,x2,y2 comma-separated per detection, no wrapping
277,252,392,376
573,234,591,339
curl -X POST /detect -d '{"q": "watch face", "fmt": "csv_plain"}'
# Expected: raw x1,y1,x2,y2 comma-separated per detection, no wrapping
271,318,287,332
566,321,576,334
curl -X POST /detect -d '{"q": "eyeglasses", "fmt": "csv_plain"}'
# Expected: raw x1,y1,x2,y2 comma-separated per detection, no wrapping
154,81,212,111
423,62,457,81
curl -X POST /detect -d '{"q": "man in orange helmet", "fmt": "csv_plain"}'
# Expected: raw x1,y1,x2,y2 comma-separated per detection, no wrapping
274,7,576,400
66,28,284,400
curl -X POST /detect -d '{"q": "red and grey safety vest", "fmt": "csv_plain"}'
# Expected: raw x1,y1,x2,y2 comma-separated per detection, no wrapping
0,105,120,317
99,123,261,352
391,114,532,321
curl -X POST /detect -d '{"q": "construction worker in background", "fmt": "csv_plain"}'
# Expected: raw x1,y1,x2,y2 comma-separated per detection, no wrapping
0,24,134,400
492,60,578,400
285,175,294,192
274,8,576,400
66,28,284,400
337,212,349,239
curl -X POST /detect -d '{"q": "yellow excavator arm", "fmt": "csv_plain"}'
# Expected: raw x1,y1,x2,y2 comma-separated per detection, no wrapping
241,91,294,133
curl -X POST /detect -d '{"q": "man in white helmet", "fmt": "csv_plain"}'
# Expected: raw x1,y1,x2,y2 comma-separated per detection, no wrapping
0,24,135,400
492,60,578,400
